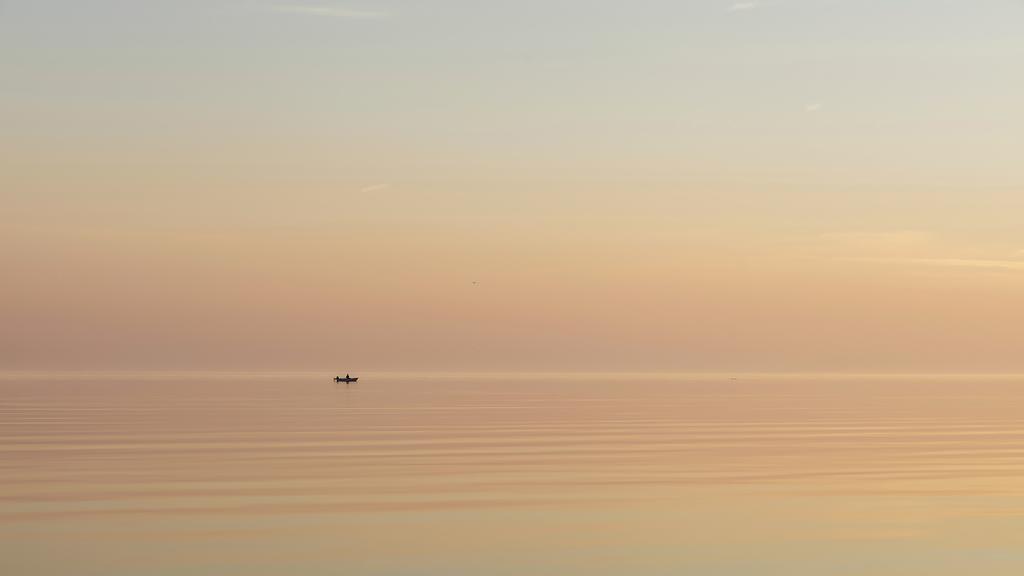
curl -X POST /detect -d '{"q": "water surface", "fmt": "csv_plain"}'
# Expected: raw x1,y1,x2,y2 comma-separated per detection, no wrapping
4,373,1024,575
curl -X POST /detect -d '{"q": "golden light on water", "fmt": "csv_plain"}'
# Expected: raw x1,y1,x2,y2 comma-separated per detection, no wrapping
6,373,1024,574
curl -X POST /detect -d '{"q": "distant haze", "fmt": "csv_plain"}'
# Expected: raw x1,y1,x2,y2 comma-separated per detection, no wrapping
3,0,1024,372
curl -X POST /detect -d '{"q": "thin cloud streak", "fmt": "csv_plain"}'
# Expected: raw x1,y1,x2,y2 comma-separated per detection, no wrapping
729,2,759,12
844,257,1024,272
268,4,388,20
359,183,390,193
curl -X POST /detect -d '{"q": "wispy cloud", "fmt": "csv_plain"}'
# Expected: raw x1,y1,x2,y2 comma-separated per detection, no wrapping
359,183,390,193
804,103,823,113
845,257,1024,272
810,230,1024,273
268,4,388,20
728,2,760,12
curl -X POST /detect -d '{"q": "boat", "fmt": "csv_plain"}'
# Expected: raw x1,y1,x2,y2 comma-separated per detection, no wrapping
334,375,358,383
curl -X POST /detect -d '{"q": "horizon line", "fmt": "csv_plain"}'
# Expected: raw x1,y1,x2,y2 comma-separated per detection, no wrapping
5,370,1024,381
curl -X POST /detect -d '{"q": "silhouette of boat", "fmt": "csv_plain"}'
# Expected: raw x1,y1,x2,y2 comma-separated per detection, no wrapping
334,375,358,383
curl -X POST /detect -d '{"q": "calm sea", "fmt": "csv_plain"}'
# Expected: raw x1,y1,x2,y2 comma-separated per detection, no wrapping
4,372,1024,575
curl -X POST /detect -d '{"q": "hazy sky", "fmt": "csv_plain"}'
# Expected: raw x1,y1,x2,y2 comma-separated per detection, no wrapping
3,0,1024,371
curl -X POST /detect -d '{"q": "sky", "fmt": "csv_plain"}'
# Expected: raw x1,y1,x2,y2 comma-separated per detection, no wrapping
3,0,1024,372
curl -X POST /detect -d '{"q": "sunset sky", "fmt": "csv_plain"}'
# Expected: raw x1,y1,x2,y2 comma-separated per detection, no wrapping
3,0,1024,371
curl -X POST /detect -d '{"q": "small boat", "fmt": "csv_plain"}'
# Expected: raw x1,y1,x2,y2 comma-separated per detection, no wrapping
334,375,358,383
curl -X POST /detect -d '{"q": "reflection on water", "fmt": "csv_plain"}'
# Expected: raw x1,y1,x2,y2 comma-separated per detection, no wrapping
5,373,1024,575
